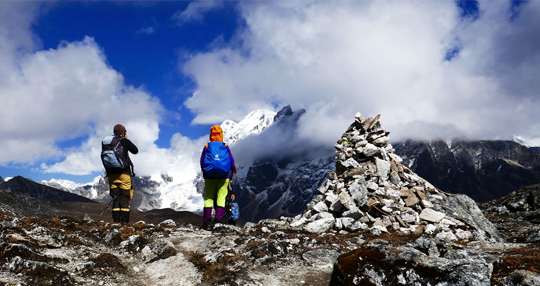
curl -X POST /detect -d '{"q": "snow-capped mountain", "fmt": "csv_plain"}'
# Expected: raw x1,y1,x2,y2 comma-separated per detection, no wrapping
509,135,527,146
221,109,276,145
42,107,279,213
42,177,100,199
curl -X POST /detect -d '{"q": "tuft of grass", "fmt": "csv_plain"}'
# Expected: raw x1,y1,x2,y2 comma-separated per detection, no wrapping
189,250,246,285
492,246,540,282
190,251,208,272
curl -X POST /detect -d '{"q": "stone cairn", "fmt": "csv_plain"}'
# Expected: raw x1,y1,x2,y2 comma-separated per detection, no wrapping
288,113,476,241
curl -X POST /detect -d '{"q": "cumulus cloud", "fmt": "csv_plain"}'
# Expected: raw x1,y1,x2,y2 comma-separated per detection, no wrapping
0,34,160,168
182,0,540,148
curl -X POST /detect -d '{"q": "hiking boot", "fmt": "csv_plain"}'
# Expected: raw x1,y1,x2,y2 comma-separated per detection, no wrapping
202,220,214,231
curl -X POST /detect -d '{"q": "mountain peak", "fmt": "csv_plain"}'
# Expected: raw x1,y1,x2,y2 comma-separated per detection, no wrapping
274,105,293,122
221,109,276,145
508,135,527,146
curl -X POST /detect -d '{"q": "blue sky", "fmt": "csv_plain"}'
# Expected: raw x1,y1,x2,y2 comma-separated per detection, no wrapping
1,0,539,184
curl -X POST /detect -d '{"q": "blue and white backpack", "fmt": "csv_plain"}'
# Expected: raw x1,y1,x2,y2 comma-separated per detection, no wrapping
101,136,128,171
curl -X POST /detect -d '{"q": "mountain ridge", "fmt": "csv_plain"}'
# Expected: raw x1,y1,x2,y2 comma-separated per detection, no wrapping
393,139,540,202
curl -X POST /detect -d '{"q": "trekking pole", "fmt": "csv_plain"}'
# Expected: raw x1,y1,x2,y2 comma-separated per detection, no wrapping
100,194,119,216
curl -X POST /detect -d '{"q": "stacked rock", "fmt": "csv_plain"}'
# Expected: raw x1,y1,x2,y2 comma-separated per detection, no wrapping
289,113,479,241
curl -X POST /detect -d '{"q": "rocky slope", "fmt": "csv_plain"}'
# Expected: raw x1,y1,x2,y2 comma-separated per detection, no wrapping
1,113,540,286
0,176,97,204
394,140,540,202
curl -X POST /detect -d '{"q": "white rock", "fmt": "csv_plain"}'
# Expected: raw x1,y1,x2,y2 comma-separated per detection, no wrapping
367,182,378,191
304,218,335,233
341,217,367,232
363,143,380,157
316,212,335,220
381,199,394,208
158,219,177,227
334,217,343,230
375,157,391,178
399,227,411,235
388,153,403,163
455,229,473,241
318,179,332,194
401,213,418,224
386,188,401,200
290,217,307,228
341,158,360,169
419,208,446,223
374,187,386,197
373,136,389,146
370,225,388,236
338,190,351,206
424,224,439,235
421,200,434,208
431,195,444,203
313,201,329,213
438,218,457,229
436,230,458,241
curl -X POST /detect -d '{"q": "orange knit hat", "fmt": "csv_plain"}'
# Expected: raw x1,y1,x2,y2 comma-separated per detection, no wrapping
209,125,223,142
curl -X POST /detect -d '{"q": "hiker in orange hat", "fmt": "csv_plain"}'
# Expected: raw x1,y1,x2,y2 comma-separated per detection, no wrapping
200,125,236,230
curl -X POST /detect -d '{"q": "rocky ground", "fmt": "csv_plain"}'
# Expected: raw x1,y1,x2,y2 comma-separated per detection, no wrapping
0,198,539,286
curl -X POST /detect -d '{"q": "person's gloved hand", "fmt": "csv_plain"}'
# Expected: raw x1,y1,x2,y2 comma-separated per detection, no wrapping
233,167,237,174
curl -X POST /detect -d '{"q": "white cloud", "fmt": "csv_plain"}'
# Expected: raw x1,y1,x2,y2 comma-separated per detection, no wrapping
0,34,163,168
182,0,540,147
0,2,39,82
137,26,155,35
0,2,198,181
173,0,224,25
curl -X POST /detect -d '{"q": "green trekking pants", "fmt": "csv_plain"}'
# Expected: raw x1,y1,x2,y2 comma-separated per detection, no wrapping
204,178,229,208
